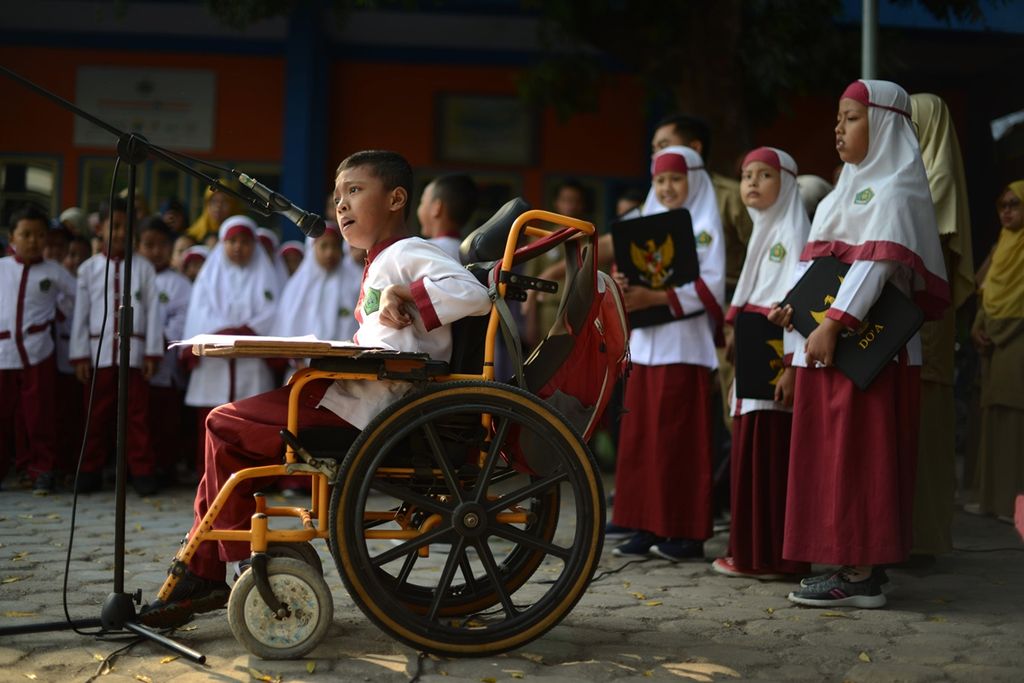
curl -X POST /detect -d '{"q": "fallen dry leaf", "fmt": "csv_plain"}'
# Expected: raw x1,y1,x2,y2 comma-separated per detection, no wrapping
630,591,647,600
858,651,871,663
160,655,179,664
820,611,850,619
248,667,281,683
11,552,30,561
765,607,775,614
927,615,946,623
4,611,37,618
306,661,316,674
23,674,37,680
520,653,544,664
2,576,24,584
135,675,153,683
644,600,663,607
481,678,497,683
504,671,524,679
93,654,105,662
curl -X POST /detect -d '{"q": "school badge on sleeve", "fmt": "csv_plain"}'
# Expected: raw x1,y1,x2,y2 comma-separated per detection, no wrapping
854,188,874,205
363,287,381,315
264,290,274,301
768,242,786,263
39,278,52,292
696,230,713,246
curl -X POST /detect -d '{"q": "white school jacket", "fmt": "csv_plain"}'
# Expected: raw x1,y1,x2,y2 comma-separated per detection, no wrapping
318,237,491,429
0,256,76,369
69,253,164,369
149,268,192,389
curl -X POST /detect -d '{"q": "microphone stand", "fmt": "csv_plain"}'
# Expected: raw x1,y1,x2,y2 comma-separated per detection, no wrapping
0,66,279,663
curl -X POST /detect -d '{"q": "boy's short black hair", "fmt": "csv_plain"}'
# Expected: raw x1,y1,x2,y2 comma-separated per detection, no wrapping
431,173,479,227
10,204,50,231
98,197,129,224
138,215,173,243
655,113,712,162
336,150,414,219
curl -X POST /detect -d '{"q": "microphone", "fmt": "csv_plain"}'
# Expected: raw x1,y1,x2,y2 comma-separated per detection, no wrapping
235,172,326,238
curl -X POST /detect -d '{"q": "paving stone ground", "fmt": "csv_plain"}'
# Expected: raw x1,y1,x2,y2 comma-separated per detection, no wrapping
0,476,1021,682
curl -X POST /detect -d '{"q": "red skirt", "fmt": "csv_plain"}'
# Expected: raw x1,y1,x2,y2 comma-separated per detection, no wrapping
728,410,809,574
783,360,920,566
612,363,713,540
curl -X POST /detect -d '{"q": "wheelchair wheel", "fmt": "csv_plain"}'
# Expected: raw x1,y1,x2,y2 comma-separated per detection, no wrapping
265,541,324,576
227,557,333,660
329,381,604,656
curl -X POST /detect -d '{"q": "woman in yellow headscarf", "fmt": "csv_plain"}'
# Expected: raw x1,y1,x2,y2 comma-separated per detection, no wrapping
908,93,975,556
186,181,243,246
971,179,1024,519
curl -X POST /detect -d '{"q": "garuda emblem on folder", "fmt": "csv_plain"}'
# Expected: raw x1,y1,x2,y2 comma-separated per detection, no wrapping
629,236,675,289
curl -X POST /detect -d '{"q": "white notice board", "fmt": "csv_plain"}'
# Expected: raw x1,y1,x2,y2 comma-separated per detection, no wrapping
74,66,216,151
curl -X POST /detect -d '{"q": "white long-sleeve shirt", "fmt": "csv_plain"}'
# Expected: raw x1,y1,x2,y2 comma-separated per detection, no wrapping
149,268,192,389
0,256,76,369
69,253,164,369
319,236,491,429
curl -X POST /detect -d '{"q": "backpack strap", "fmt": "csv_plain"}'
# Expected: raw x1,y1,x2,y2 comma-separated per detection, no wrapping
488,269,525,389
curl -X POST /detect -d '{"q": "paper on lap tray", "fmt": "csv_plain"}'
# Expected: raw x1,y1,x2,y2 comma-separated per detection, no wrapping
169,333,392,358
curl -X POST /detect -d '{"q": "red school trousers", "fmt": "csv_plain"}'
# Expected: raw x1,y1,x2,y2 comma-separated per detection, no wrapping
81,367,154,477
187,382,353,581
0,354,59,478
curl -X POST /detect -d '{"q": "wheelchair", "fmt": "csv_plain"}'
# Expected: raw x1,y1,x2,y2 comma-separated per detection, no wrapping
156,200,615,659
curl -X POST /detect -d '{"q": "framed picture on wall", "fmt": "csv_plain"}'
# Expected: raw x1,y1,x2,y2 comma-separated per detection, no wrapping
436,94,536,166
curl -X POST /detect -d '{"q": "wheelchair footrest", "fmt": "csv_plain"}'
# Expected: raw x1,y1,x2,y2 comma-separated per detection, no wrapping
279,430,341,481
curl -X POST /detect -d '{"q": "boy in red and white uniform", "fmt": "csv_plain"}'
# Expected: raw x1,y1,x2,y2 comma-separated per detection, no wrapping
0,205,76,493
141,150,491,627
69,199,164,495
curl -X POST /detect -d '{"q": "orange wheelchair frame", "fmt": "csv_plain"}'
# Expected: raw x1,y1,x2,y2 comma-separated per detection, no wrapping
156,209,608,659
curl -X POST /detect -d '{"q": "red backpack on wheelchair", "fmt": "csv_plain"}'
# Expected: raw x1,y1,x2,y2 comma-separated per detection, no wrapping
460,198,630,444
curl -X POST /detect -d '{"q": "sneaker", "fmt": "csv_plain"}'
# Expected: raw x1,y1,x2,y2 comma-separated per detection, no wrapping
652,538,704,562
138,571,230,629
604,522,636,541
612,531,659,558
32,472,56,495
711,556,784,580
788,569,886,609
801,565,889,589
132,475,160,497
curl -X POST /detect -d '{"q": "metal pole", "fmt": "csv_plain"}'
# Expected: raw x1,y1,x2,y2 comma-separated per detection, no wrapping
862,0,878,79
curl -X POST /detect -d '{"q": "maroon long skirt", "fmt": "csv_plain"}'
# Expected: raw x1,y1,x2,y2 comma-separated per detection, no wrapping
783,360,920,566
612,363,713,540
728,410,809,574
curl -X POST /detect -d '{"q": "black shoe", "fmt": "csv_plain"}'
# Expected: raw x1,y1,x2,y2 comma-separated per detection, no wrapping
75,470,103,494
788,568,886,608
138,571,230,628
32,472,56,495
132,475,160,497
612,530,660,558
651,537,704,562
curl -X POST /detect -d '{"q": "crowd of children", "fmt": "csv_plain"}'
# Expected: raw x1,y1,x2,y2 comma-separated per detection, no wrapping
1,77,1019,618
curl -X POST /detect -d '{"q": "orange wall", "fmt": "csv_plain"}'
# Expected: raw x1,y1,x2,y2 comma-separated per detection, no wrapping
0,46,285,209
326,61,650,207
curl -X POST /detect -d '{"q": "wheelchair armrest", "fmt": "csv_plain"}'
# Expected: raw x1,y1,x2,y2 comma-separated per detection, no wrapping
308,353,449,380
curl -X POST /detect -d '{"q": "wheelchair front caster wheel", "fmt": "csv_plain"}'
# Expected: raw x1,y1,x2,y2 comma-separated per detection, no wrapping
227,557,333,659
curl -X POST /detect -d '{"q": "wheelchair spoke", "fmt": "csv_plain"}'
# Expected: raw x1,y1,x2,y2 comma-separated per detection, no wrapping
471,415,512,504
473,538,518,618
485,471,568,514
457,552,480,595
490,523,571,561
394,548,419,589
370,479,450,516
426,537,467,622
369,525,451,568
421,422,463,503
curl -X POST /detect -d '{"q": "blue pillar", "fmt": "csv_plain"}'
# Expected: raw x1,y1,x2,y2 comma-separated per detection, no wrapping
280,0,329,241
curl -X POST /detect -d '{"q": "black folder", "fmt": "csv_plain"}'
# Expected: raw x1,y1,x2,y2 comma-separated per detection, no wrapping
780,256,924,390
734,311,785,400
611,209,700,329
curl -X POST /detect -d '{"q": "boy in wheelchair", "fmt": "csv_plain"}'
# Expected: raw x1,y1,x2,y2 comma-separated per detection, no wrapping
140,150,491,627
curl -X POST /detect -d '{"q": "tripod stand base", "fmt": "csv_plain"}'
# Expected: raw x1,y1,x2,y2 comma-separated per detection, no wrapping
99,591,206,663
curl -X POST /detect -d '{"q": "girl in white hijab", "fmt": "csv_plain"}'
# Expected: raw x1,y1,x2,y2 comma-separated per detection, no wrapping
183,215,281,474
609,144,726,562
272,223,362,345
781,80,949,610
714,146,812,581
